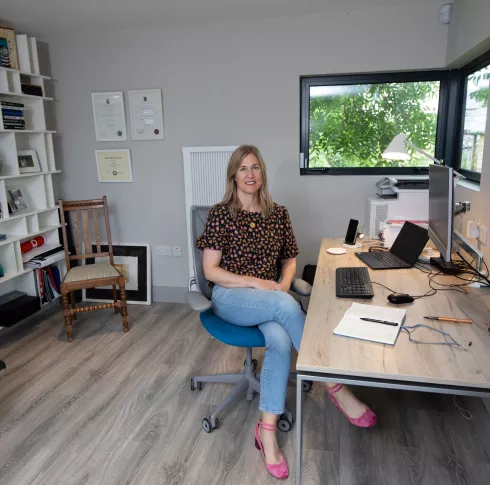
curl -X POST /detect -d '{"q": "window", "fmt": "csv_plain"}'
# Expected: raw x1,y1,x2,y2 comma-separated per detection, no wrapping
459,62,489,181
301,72,446,175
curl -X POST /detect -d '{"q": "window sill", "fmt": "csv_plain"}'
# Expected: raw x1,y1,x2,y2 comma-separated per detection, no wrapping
457,178,480,192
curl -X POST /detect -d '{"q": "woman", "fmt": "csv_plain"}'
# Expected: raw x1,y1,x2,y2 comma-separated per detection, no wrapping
196,145,376,479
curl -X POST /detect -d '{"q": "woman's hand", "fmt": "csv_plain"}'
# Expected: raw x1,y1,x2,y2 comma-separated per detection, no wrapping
274,281,291,293
251,278,277,291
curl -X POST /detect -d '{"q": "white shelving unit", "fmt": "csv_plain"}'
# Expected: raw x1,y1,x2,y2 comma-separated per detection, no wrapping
0,35,63,312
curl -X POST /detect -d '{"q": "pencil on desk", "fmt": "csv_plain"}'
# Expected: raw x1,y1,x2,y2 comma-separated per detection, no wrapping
424,316,472,324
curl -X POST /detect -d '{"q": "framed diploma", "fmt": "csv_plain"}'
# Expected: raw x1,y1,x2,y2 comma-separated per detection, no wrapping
91,92,127,141
128,89,164,140
95,149,133,183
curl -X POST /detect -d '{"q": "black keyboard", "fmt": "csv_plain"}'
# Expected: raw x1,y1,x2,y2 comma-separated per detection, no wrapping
336,267,374,299
369,251,409,268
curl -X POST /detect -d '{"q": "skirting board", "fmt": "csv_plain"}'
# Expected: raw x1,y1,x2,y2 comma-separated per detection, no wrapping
152,286,187,303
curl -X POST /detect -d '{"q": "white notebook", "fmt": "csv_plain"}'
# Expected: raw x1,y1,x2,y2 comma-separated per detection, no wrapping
333,303,407,345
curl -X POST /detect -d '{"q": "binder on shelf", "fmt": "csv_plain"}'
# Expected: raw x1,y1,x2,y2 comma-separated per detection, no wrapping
36,266,60,304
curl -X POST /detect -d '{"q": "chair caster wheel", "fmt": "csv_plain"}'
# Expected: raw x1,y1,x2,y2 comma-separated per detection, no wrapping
278,414,292,432
190,378,202,391
245,359,258,371
202,417,219,433
302,380,313,392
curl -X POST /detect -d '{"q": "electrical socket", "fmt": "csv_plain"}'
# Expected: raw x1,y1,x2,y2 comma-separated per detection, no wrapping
467,220,479,238
172,246,182,257
478,225,488,246
155,245,172,256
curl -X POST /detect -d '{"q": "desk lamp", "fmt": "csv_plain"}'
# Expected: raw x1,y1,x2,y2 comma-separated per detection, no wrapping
382,133,465,180
382,133,442,164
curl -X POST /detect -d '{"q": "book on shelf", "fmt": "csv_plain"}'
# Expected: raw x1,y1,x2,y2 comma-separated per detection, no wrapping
21,83,43,97
3,117,25,123
24,249,64,268
3,114,25,120
22,244,63,263
1,101,25,108
2,109,24,116
3,119,25,125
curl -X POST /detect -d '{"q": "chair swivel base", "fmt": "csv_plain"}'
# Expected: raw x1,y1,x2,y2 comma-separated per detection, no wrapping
190,347,294,433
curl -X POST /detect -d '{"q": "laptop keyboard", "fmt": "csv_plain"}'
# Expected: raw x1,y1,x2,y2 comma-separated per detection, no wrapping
369,251,408,267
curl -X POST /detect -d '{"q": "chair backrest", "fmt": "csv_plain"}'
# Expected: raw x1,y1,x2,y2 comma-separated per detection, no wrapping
191,205,213,300
59,196,114,271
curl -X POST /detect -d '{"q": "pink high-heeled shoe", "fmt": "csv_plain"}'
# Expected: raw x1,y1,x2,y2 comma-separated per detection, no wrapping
254,420,289,480
327,383,377,428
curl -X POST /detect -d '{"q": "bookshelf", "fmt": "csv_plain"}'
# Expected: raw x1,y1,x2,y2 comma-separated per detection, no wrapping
0,34,63,319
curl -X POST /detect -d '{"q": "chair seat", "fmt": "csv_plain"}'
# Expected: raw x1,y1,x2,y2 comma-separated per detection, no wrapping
64,263,121,283
200,309,266,348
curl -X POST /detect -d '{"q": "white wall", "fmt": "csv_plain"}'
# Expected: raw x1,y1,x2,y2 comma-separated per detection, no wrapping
447,0,490,66
46,3,448,298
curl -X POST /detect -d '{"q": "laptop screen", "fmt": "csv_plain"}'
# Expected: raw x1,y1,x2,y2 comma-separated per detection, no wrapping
390,222,429,265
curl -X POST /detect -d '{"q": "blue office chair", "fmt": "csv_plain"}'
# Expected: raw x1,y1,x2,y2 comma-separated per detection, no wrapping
186,206,313,433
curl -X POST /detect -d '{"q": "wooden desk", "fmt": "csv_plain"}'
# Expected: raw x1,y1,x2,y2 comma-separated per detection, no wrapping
295,238,490,485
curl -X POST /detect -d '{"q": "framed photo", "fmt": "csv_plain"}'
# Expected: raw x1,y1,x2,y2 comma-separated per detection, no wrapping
18,150,41,174
83,243,151,305
128,89,164,140
6,187,29,215
91,92,127,142
95,149,133,183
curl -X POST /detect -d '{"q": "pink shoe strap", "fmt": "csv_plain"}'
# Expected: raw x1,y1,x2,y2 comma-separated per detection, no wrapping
258,420,277,432
326,383,344,395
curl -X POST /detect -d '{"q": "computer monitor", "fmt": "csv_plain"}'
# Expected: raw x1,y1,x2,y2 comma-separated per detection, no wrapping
428,164,453,263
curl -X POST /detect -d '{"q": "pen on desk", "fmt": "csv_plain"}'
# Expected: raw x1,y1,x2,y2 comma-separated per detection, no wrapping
360,317,399,327
424,316,472,324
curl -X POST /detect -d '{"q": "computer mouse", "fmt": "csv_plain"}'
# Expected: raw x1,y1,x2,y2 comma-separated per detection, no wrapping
388,293,414,305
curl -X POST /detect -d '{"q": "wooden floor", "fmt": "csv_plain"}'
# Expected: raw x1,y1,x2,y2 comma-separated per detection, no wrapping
1,303,490,485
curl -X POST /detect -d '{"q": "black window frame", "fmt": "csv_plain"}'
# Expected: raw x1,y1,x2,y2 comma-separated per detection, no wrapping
452,50,490,184
300,70,450,176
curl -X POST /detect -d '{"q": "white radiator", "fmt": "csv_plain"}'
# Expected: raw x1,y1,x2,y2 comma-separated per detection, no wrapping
182,146,237,278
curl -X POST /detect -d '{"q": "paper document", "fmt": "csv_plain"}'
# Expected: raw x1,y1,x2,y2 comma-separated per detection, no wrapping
333,302,406,345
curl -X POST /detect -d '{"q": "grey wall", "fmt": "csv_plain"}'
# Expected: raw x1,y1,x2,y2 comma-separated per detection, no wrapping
450,2,490,263
447,0,490,66
46,3,449,299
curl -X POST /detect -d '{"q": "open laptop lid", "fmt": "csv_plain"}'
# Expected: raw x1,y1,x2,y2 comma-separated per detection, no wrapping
390,222,429,265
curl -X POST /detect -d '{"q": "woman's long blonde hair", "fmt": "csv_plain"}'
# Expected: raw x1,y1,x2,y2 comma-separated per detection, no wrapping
221,145,274,218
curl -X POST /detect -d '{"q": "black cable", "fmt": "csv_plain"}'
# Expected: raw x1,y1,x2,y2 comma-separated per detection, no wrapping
371,282,396,293
456,250,490,287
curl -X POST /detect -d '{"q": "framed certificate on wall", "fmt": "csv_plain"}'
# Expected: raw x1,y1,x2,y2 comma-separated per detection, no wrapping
95,149,133,182
91,92,128,141
128,89,164,140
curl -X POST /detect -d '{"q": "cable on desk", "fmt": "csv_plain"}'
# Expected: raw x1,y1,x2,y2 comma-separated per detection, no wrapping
400,324,466,350
456,250,490,288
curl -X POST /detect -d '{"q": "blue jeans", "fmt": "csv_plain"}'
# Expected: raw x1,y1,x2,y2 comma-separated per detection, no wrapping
211,285,305,415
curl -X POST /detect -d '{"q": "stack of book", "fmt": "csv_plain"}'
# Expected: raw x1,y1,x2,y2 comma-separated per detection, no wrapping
36,266,61,305
1,101,25,130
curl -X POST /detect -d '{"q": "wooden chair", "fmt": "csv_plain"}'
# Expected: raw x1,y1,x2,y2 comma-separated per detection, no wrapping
59,196,128,342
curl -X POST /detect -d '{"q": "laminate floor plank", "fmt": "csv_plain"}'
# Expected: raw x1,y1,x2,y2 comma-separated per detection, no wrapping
1,303,490,485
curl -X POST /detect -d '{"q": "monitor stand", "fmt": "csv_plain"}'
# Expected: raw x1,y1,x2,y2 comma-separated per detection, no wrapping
430,257,462,275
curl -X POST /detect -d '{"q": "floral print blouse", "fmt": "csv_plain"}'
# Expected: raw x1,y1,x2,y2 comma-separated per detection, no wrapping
196,203,299,285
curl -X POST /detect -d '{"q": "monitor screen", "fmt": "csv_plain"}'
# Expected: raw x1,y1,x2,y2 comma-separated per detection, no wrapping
429,165,453,262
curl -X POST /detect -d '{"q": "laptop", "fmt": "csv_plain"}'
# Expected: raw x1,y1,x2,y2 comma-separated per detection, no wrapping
356,221,429,270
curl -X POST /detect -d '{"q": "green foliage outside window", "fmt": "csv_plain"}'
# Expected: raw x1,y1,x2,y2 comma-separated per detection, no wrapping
308,81,440,168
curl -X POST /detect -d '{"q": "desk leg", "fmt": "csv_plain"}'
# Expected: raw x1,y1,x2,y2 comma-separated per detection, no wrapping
296,374,303,485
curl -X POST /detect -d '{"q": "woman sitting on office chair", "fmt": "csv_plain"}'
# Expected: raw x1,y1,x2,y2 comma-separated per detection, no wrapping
197,145,376,480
